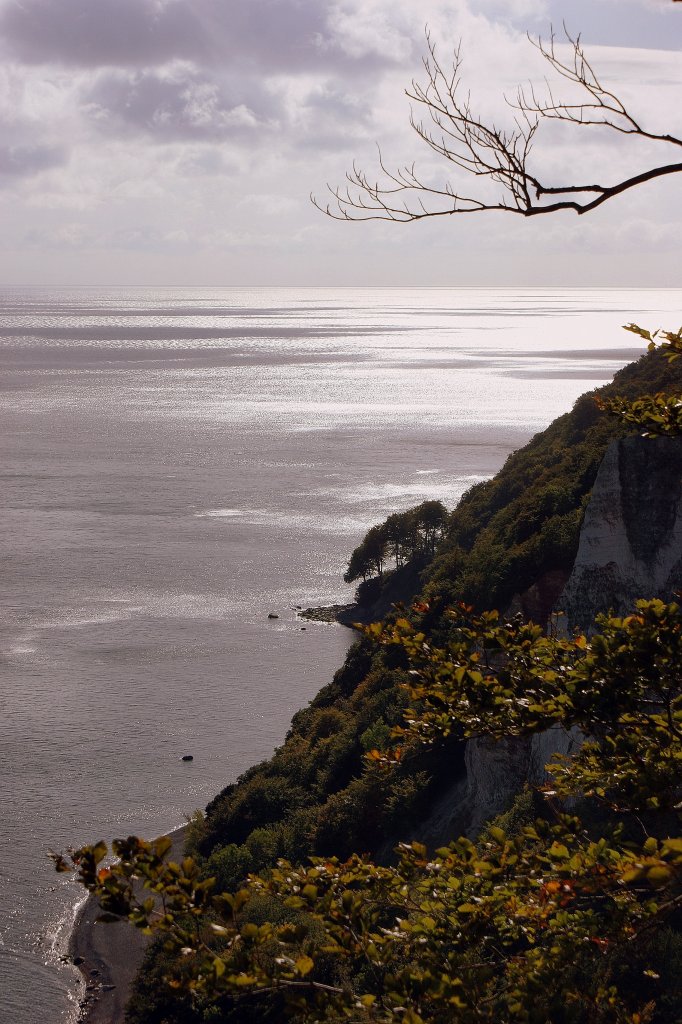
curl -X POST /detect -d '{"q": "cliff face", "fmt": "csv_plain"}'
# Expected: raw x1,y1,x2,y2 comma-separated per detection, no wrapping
558,436,682,631
417,727,585,845
422,435,682,842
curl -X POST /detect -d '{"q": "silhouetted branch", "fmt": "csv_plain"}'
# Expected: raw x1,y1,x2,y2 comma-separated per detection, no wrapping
312,26,682,223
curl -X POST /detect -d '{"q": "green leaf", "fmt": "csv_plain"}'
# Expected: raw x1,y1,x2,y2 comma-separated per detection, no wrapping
92,841,107,865
295,955,314,977
154,835,172,857
646,866,672,886
662,838,682,857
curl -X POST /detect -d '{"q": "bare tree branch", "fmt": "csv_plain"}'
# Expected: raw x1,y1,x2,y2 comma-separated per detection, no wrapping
312,26,682,223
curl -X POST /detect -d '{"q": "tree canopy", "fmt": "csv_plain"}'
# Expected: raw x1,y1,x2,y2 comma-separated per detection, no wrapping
344,501,448,584
597,326,682,436
55,598,682,1024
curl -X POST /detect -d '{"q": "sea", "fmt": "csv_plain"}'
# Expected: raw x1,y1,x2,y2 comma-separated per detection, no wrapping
1,286,680,1023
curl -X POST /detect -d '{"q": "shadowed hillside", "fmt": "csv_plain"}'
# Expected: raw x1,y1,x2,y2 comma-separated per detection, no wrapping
126,347,682,1024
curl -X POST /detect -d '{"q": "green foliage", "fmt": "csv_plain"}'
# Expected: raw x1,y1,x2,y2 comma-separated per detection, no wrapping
55,602,682,1023
184,810,208,858
623,324,682,357
344,523,390,583
345,501,448,584
479,789,535,844
597,327,682,436
359,717,392,753
370,599,682,816
596,392,682,436
207,843,253,893
203,773,311,849
56,333,682,1022
428,342,682,613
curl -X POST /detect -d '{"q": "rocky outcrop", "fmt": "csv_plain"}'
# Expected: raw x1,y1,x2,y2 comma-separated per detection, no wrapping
506,569,571,629
405,739,532,849
416,727,583,845
419,436,682,844
558,436,682,631
299,603,357,624
301,558,428,627
462,736,535,836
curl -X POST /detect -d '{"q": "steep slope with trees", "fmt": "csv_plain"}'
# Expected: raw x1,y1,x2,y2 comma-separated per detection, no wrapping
57,339,682,1022
68,599,682,1024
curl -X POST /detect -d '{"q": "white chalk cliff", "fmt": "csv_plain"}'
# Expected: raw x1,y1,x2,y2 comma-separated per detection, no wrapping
557,435,682,631
421,436,682,844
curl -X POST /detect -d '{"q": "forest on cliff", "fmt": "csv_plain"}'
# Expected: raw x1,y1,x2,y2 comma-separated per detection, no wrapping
57,338,682,1024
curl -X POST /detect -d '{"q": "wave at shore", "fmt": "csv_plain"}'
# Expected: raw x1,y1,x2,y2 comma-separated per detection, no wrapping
68,826,187,1024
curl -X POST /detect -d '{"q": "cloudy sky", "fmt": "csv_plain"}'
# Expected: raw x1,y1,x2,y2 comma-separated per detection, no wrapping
0,0,679,287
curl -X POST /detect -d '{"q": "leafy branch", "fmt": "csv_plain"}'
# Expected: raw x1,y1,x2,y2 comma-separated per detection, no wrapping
54,599,682,1022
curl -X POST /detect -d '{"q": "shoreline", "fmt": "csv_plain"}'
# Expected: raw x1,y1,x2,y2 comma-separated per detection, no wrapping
66,606,353,1022
297,602,358,625
68,825,188,1024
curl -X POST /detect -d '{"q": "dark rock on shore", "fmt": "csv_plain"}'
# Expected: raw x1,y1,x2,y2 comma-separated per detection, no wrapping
299,558,428,628
298,603,358,624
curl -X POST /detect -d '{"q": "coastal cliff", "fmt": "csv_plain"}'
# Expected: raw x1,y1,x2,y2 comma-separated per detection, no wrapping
123,349,682,1024
425,434,682,843
558,435,682,630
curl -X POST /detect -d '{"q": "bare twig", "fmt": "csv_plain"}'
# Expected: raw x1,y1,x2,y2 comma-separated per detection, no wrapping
312,26,682,223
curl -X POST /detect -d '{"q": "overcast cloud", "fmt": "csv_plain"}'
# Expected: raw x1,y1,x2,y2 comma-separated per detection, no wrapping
0,0,679,286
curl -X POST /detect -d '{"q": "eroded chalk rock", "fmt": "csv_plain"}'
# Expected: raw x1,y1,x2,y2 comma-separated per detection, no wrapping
424,437,682,843
558,436,682,631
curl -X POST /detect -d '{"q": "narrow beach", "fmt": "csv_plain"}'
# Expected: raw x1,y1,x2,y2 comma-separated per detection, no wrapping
69,826,187,1024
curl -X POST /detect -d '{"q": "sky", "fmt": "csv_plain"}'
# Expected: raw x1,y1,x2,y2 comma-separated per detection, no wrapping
0,0,679,287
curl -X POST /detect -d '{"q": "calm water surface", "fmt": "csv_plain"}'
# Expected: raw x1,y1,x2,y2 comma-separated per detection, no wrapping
1,286,680,1023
